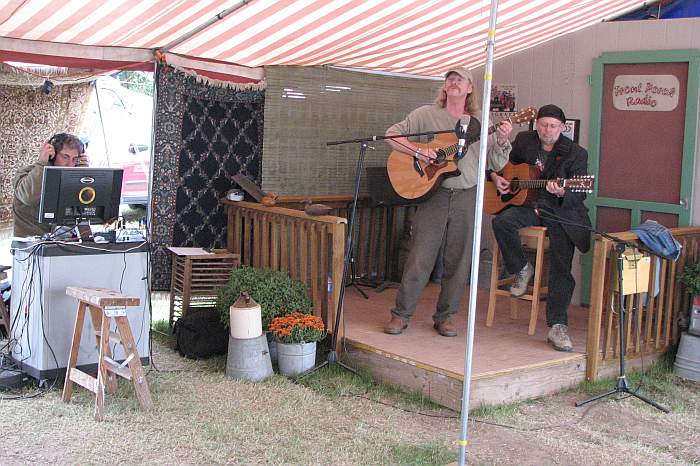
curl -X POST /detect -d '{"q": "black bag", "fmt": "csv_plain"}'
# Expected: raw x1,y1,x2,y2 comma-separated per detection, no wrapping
173,307,229,359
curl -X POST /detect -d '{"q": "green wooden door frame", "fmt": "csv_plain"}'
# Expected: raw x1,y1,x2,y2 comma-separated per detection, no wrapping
581,49,700,304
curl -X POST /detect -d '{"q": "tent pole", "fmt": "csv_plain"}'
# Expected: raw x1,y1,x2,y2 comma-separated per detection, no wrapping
160,0,252,53
458,1,500,464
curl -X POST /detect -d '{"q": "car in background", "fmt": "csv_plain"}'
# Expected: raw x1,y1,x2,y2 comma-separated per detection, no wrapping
80,75,153,207
120,143,150,206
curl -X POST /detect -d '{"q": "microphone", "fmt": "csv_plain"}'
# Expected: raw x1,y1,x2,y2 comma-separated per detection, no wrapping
455,117,469,159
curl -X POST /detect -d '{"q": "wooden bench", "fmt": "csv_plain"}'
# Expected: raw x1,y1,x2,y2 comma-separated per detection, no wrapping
62,286,152,421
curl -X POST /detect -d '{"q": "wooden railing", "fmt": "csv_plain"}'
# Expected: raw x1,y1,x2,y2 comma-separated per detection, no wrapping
223,196,414,350
586,227,700,380
275,195,416,285
223,199,346,338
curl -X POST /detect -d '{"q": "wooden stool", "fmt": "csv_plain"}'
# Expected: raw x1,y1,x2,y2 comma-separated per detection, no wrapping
486,226,549,335
62,286,152,421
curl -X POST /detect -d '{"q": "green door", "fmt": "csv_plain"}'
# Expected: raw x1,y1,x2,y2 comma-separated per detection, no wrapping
582,49,700,303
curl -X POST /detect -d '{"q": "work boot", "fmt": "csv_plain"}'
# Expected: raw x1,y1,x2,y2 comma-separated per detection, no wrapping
433,319,457,337
547,324,573,352
510,262,534,297
384,315,408,335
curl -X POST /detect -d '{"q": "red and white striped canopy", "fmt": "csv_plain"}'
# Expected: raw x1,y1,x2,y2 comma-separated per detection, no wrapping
0,0,648,76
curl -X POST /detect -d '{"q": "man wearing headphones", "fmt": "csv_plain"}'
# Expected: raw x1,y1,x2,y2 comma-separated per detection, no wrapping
12,133,89,237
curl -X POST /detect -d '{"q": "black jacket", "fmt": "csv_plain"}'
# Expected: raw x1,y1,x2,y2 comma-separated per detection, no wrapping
509,130,592,253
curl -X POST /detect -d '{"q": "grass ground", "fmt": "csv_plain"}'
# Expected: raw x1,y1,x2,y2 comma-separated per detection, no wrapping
1,324,698,465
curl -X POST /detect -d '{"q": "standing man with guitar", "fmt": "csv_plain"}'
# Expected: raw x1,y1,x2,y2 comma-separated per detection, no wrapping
383,66,513,337
489,105,591,351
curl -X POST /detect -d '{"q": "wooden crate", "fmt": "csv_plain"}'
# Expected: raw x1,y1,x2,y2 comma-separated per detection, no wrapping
167,247,240,325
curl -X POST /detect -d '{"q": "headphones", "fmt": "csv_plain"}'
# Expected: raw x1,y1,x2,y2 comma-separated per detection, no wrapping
48,133,84,163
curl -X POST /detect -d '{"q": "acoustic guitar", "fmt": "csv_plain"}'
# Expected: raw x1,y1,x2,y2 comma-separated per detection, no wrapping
483,162,595,215
386,107,536,201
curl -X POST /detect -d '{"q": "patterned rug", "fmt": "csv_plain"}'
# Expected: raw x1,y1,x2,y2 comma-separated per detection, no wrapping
150,65,264,290
0,81,91,225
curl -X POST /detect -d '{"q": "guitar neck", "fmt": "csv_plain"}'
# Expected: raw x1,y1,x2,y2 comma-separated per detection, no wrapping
510,178,577,189
510,179,549,189
441,123,499,157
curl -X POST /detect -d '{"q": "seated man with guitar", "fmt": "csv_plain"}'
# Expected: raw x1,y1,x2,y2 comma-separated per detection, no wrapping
489,104,592,352
383,66,513,337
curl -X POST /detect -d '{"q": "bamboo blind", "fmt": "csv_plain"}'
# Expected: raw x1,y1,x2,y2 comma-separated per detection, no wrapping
261,65,439,196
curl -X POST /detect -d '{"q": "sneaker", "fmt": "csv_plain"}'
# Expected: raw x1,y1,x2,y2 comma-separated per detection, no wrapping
547,324,573,352
384,315,409,335
433,319,457,337
510,262,534,297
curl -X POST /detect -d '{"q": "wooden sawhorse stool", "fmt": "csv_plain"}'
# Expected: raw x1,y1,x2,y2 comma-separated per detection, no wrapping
62,286,152,421
486,226,549,335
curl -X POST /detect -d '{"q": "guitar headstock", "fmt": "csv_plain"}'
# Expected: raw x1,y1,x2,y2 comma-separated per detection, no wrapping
508,106,537,125
564,175,595,193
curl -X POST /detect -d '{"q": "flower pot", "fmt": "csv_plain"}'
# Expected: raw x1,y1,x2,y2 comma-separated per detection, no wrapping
266,332,278,364
225,334,273,382
277,341,316,377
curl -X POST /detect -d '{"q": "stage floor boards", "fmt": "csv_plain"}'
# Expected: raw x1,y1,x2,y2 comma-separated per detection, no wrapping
342,282,588,379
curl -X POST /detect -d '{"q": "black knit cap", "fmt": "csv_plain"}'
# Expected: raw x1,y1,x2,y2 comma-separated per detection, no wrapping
537,104,566,123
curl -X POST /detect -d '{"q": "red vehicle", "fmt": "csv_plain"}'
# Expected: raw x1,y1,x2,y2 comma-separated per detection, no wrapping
120,143,150,207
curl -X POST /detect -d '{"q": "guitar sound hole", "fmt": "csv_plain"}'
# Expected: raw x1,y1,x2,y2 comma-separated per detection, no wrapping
510,178,521,195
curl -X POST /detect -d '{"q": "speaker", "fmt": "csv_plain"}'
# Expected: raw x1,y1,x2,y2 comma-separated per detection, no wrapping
365,166,413,207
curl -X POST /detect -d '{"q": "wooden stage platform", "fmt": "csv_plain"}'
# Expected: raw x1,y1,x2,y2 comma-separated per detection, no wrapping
341,283,589,411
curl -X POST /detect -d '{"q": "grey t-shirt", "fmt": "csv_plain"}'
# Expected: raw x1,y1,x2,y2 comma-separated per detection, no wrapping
387,104,510,189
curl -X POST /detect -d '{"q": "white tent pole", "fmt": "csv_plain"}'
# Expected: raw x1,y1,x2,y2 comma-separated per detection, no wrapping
160,0,252,52
458,0,499,464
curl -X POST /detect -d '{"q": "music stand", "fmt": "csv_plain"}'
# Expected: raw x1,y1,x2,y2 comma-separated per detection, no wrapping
575,238,669,413
344,193,371,299
533,208,669,412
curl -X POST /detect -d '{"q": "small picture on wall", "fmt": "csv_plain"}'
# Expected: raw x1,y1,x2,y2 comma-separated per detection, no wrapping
561,119,580,143
490,84,516,112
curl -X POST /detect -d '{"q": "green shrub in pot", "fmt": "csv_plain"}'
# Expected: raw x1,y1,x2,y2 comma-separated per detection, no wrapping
217,266,312,331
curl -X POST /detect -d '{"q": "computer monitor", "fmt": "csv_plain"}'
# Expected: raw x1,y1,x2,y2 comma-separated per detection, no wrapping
39,167,123,227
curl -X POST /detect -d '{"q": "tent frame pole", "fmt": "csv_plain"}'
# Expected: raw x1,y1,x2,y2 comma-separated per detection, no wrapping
160,0,252,53
458,1,500,464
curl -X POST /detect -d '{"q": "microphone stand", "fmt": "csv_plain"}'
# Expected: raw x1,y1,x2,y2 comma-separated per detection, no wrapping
295,127,457,379
534,207,669,413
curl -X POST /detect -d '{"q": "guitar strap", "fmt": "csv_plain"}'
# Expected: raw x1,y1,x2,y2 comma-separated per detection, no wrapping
466,116,481,143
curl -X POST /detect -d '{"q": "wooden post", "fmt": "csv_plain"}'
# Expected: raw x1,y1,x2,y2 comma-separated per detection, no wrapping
586,236,610,381
331,222,345,355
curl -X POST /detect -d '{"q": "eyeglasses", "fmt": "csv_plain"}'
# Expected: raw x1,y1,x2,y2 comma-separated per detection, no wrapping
537,122,563,130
